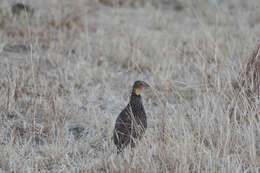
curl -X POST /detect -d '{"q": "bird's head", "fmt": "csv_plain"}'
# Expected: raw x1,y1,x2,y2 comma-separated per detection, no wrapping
132,80,150,96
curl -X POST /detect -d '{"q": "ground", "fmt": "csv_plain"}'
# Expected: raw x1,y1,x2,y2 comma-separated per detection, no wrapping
0,0,260,172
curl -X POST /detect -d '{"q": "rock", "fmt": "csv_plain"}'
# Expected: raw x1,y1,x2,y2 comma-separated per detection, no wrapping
11,3,34,16
69,126,85,139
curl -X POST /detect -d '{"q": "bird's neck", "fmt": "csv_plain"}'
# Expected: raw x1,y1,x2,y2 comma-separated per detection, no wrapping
131,91,141,99
130,93,142,106
129,93,145,118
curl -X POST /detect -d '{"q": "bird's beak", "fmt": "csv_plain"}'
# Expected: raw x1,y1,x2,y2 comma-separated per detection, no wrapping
143,82,150,88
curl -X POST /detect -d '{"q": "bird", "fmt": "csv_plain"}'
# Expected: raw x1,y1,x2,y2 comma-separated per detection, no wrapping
113,80,150,153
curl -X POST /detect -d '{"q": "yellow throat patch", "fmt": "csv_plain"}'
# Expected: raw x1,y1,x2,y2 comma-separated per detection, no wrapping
135,88,140,95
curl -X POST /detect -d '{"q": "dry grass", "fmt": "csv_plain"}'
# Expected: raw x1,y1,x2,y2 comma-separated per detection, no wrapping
0,0,260,172
234,44,260,100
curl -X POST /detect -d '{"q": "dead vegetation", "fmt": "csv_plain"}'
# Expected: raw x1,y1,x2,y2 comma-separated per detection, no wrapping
3,1,92,46
235,44,260,101
230,44,260,123
0,0,260,172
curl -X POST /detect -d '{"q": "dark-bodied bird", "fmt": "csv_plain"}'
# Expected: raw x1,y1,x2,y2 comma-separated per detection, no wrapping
113,80,150,153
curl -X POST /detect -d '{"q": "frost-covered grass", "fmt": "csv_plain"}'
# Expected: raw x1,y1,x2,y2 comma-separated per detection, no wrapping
0,0,260,172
